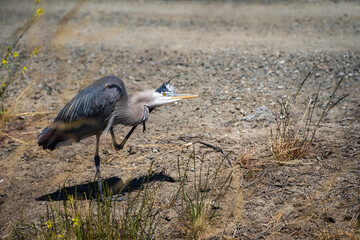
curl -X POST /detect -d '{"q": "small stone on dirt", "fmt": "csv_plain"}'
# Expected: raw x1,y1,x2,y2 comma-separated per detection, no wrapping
242,105,275,123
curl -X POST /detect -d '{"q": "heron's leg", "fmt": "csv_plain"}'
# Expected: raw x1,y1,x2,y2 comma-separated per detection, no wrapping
110,125,138,151
94,134,103,197
110,128,119,147
142,121,146,133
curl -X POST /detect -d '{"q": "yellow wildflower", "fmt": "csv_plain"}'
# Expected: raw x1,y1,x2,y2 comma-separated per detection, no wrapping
2,59,7,65
2,84,5,88
36,8,43,17
36,0,39,2
46,220,52,228
57,234,63,238
72,216,78,227
13,52,18,58
31,47,39,57
67,195,73,204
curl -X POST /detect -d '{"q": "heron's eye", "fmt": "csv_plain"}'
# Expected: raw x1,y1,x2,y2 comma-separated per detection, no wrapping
162,93,166,96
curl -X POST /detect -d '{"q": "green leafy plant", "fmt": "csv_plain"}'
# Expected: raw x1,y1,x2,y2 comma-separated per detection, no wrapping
11,164,164,240
175,150,232,239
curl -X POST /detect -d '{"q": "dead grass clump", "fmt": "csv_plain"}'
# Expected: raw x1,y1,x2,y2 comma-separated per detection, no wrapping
269,72,348,163
318,226,359,240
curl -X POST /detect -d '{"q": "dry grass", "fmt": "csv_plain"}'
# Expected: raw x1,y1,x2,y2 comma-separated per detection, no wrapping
269,72,348,163
318,227,359,240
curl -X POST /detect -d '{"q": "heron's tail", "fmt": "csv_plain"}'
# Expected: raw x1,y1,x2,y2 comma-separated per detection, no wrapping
37,124,69,150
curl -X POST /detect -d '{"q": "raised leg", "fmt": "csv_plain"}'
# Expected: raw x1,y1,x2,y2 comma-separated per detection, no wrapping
94,134,103,197
110,109,154,150
110,125,138,151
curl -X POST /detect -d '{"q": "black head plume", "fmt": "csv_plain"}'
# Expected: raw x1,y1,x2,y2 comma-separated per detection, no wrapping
155,75,179,93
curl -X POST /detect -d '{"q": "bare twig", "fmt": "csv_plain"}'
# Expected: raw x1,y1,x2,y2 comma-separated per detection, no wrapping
197,141,233,167
11,111,54,117
294,71,312,101
0,131,32,144
15,85,31,102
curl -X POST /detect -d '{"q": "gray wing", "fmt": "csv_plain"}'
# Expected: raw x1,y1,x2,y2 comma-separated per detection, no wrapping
55,76,123,124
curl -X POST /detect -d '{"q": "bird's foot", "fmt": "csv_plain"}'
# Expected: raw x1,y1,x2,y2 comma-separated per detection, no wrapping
114,143,123,151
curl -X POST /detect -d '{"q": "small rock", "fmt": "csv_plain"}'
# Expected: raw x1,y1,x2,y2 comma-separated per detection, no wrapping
128,147,137,155
242,114,256,122
242,105,275,123
338,72,345,77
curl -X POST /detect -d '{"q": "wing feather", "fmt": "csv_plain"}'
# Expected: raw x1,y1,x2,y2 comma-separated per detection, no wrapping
54,76,124,124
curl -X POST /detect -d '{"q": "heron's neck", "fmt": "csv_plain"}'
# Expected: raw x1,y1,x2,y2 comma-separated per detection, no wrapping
113,91,152,126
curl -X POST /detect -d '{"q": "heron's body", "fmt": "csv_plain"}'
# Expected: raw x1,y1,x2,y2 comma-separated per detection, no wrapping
37,75,197,196
39,76,129,149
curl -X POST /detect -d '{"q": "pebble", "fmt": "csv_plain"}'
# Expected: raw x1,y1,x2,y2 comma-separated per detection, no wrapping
338,72,345,77
242,105,275,123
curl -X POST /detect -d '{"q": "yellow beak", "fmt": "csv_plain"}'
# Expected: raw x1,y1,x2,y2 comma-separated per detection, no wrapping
171,94,198,100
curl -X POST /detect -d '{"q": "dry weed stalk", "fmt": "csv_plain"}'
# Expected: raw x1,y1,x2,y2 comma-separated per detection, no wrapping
269,72,348,163
176,151,232,240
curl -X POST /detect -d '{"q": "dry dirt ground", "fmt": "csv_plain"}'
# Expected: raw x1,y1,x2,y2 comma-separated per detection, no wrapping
0,1,359,239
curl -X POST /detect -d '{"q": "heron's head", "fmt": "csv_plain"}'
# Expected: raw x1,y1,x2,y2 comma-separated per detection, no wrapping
147,81,198,109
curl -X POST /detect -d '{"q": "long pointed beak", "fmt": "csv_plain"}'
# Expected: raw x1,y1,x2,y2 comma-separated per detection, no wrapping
171,94,198,100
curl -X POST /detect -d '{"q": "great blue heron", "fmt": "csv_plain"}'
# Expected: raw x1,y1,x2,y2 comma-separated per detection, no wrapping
37,75,197,195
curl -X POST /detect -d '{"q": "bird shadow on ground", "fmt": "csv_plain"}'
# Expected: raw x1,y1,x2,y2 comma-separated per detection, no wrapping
35,172,176,201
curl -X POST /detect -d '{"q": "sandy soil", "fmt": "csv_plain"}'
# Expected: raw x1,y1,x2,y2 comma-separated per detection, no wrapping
0,1,359,239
